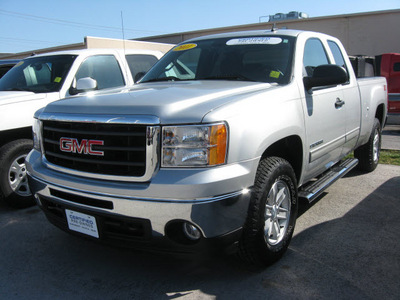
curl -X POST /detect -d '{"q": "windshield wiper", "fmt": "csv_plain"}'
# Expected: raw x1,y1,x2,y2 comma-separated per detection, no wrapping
142,74,256,83
5,87,32,92
142,76,182,83
199,75,255,82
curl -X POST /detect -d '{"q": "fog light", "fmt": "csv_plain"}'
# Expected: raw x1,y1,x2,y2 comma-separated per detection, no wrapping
183,222,201,240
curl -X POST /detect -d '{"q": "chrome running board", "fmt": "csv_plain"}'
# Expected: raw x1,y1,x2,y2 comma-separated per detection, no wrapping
299,158,359,203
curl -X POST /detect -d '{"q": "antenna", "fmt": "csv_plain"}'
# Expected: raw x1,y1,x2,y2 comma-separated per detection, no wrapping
120,11,130,82
120,11,126,52
271,23,278,32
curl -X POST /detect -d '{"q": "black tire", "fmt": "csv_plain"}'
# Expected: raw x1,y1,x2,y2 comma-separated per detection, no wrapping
0,139,35,208
354,118,381,173
238,157,298,267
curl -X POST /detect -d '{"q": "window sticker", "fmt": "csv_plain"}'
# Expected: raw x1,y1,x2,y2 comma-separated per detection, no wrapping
226,37,282,46
54,77,62,83
269,71,281,79
173,43,197,51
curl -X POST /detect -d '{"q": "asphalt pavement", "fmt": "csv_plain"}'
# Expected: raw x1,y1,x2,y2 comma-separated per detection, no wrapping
0,163,399,299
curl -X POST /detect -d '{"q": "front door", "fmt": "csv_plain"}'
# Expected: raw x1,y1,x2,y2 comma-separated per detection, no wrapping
302,38,346,178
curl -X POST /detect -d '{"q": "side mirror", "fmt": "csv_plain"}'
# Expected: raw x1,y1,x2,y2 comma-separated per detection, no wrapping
303,64,348,91
134,72,145,83
69,77,98,95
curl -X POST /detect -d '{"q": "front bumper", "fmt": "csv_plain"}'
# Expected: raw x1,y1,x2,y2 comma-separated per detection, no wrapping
27,149,257,249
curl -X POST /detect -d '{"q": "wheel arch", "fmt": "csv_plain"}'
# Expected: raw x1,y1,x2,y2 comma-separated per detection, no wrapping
0,127,32,148
260,135,303,183
375,103,385,129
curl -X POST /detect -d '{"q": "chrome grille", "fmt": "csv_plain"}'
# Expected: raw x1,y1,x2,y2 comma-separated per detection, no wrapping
42,120,147,177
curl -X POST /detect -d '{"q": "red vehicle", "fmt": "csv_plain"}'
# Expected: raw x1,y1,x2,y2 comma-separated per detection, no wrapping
376,53,400,114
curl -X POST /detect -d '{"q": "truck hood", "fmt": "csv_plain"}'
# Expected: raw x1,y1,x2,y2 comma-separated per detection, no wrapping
43,81,279,123
0,91,48,106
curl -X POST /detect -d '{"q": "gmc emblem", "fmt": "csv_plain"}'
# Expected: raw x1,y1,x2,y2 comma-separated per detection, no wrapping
60,137,104,156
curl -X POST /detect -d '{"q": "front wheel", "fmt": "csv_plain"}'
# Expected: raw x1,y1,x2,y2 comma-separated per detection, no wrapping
0,139,35,208
354,118,381,172
238,157,298,267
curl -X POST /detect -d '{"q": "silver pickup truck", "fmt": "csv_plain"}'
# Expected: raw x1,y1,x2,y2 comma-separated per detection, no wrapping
26,29,387,267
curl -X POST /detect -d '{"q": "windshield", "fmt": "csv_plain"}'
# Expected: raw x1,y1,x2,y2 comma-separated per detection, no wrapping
141,35,295,84
0,55,77,93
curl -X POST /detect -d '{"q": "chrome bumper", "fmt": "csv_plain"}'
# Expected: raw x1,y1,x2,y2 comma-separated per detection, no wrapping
27,150,257,239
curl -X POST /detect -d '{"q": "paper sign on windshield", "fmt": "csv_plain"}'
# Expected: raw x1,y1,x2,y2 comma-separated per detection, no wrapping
173,43,197,51
226,37,282,46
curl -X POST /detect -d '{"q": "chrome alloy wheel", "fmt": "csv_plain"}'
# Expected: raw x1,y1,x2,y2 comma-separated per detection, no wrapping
372,128,380,163
8,154,31,197
264,179,291,245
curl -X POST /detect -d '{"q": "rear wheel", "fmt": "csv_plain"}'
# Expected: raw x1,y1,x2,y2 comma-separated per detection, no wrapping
238,157,298,267
0,139,35,208
354,118,381,172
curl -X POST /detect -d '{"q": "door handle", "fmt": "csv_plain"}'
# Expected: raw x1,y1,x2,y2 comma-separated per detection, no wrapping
335,98,345,109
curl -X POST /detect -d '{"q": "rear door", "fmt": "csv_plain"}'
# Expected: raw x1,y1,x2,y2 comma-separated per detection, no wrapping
327,40,361,155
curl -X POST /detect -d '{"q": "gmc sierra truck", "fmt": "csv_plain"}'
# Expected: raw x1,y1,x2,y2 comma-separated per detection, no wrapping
26,29,387,267
0,48,164,207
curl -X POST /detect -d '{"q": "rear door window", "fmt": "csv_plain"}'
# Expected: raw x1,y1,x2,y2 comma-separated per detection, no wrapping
328,41,348,70
125,54,158,81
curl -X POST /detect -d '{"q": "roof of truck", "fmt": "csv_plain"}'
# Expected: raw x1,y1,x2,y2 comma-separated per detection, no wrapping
185,29,305,42
23,48,164,59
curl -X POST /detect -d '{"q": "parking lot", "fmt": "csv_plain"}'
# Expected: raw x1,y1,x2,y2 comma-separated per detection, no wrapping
0,161,399,299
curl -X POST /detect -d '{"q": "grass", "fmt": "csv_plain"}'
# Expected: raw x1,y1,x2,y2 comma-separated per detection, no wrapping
346,150,400,166
379,150,400,166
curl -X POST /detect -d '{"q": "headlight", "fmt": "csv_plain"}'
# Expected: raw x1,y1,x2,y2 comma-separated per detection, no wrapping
32,118,42,152
162,123,228,167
